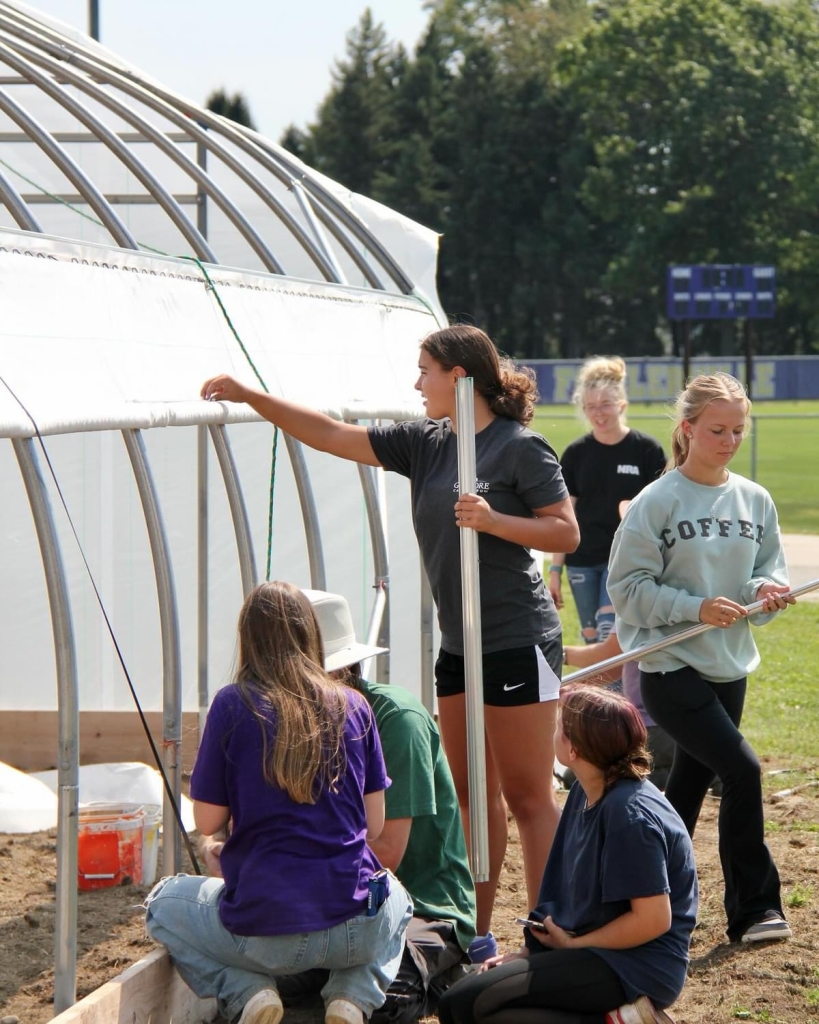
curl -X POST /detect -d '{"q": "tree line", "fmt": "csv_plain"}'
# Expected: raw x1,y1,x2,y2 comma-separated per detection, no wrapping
276,0,819,360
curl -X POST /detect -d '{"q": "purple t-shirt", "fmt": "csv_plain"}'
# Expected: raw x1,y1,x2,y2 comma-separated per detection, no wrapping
191,683,389,936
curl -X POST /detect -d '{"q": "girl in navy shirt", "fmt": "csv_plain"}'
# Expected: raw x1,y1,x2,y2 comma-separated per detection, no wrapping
438,686,697,1024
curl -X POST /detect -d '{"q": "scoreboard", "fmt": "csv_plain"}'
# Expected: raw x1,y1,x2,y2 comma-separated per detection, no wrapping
666,264,775,320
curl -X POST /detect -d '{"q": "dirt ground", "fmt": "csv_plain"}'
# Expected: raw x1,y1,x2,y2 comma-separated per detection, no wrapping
0,763,816,1024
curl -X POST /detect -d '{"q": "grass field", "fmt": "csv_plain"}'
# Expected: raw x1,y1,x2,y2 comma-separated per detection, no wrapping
532,399,819,534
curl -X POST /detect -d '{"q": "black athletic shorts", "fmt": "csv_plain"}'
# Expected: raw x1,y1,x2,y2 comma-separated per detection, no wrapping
435,638,562,707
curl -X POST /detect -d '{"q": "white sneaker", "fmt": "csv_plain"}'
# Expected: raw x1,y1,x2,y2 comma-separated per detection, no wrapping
239,988,284,1024
325,998,364,1024
606,994,675,1023
741,911,792,943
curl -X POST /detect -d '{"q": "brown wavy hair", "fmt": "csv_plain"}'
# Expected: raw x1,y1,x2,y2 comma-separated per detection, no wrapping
234,581,350,804
559,684,651,790
421,324,539,425
669,372,751,468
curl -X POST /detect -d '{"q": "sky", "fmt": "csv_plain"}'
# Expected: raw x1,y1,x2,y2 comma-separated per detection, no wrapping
19,0,431,142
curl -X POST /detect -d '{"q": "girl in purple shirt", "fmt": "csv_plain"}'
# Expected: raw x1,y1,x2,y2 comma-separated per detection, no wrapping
144,582,411,1024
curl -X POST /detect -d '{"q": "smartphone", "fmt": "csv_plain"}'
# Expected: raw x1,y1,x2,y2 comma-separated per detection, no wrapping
514,917,546,931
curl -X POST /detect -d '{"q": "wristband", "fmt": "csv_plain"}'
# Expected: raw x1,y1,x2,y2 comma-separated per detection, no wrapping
563,648,568,666
548,564,563,576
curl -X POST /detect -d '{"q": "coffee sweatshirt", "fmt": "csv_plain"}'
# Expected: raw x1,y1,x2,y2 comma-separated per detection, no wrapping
608,469,788,682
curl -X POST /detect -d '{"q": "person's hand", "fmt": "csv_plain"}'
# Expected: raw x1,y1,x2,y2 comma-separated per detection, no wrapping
454,493,497,533
529,916,575,950
699,596,747,628
476,947,529,973
199,836,225,877
201,374,250,403
755,583,795,613
548,573,563,609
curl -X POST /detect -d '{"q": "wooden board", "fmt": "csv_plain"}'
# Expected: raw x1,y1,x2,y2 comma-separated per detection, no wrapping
0,711,202,773
46,948,217,1024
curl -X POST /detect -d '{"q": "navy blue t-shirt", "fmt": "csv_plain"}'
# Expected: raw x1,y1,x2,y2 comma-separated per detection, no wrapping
526,779,697,1008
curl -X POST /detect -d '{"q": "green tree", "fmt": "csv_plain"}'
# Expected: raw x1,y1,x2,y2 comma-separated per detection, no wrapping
561,0,819,354
288,9,403,195
205,88,256,129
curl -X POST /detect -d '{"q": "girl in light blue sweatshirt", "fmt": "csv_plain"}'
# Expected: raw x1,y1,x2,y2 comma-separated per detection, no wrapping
608,372,795,946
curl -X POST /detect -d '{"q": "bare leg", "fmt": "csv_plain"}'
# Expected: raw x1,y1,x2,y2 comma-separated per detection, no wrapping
437,694,508,935
484,701,561,912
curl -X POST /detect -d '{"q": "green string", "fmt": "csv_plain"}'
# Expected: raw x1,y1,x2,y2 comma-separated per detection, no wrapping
182,257,279,580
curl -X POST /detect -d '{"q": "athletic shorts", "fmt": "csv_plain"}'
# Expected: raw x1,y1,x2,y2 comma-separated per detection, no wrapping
435,639,562,707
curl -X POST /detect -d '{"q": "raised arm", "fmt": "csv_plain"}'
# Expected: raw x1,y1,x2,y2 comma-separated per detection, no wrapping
202,374,381,467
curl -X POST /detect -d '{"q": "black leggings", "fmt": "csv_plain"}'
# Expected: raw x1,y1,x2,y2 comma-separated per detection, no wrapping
641,666,783,940
437,949,626,1024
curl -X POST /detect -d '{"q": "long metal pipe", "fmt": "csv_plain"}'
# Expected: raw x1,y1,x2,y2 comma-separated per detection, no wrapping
0,39,217,263
420,566,435,714
237,129,414,295
0,87,137,249
12,437,78,1014
0,161,42,230
563,577,819,685
209,424,257,596
346,417,389,682
197,425,209,740
455,378,489,882
122,430,182,873
283,434,327,590
291,180,348,285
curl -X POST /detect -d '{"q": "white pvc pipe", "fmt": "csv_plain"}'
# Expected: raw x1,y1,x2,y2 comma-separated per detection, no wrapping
455,378,489,882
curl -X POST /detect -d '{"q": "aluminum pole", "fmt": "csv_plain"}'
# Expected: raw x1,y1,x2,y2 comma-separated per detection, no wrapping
346,418,390,683
197,425,208,740
122,430,182,873
420,566,435,714
563,578,819,685
455,378,489,882
13,438,78,1014
209,424,257,596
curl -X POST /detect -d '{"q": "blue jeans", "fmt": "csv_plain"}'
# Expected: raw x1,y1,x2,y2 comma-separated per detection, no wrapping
144,873,413,1023
566,563,614,644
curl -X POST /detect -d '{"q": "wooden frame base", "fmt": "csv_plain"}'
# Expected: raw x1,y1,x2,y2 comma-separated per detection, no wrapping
47,948,216,1024
0,711,202,773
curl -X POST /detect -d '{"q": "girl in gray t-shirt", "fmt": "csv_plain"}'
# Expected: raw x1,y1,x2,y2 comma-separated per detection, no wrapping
201,324,580,940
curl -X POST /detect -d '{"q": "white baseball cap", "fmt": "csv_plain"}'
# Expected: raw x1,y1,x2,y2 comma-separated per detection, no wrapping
302,589,388,672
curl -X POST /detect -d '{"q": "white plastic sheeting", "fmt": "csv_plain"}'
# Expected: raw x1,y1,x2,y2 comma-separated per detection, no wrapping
0,229,437,712
0,759,57,832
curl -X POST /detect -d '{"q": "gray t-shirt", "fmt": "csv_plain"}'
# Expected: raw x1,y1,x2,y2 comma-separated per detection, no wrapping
369,416,567,654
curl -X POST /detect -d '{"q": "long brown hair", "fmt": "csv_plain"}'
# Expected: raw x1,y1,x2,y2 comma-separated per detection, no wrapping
421,324,539,425
235,581,350,804
559,685,651,791
669,372,751,468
